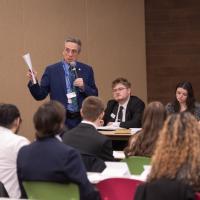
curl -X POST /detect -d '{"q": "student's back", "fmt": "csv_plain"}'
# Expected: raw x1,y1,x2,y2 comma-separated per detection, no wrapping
17,136,98,199
17,101,100,200
0,104,29,198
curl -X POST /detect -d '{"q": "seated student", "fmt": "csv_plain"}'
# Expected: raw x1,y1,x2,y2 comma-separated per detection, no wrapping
134,112,200,200
17,101,100,200
0,103,30,198
124,101,166,157
103,77,145,129
63,96,114,167
166,81,200,120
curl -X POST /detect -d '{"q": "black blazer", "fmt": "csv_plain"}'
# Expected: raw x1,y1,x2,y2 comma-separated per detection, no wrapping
80,153,106,172
134,178,195,200
104,96,145,128
0,182,9,198
63,123,114,161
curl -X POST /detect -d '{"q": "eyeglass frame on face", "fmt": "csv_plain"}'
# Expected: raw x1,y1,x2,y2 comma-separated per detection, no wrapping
112,87,128,93
64,48,79,55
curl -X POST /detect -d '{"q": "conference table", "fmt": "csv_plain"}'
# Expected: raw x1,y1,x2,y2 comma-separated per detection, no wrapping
98,127,141,140
98,127,141,150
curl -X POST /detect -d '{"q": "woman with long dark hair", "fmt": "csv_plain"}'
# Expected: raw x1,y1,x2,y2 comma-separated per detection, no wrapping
166,81,200,120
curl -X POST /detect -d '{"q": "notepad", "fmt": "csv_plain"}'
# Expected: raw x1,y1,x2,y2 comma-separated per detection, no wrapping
114,128,131,134
97,126,124,131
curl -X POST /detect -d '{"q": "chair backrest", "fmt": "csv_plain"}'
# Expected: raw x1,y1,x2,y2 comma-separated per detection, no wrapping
96,177,143,200
121,156,151,175
23,181,79,200
196,192,200,200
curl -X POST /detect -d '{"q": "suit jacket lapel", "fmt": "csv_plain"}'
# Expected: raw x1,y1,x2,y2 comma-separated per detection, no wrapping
57,63,67,94
125,98,131,120
109,103,118,122
75,62,81,77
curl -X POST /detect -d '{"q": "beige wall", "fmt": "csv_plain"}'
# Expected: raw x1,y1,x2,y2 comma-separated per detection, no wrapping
0,0,146,140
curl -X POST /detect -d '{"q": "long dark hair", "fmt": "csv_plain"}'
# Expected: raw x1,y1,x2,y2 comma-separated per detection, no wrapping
124,101,166,157
173,81,195,113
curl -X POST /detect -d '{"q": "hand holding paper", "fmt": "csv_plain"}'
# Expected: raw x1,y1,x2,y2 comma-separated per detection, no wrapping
23,53,37,84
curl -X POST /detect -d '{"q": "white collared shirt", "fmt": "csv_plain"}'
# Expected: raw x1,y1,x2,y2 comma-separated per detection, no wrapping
0,126,30,198
81,120,97,129
115,97,130,122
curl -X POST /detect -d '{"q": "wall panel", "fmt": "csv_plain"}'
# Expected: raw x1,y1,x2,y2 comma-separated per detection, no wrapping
0,0,146,140
145,0,200,104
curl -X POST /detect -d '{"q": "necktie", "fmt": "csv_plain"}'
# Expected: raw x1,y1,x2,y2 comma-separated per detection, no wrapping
69,67,78,111
69,67,76,87
117,106,124,122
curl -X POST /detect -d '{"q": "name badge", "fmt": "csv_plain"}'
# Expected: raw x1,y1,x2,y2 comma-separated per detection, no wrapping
66,92,76,104
110,113,116,119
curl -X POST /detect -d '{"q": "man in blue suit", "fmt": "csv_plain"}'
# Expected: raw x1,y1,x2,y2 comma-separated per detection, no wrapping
27,36,98,129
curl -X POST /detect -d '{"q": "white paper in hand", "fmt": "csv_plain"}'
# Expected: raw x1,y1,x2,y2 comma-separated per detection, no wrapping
22,53,36,84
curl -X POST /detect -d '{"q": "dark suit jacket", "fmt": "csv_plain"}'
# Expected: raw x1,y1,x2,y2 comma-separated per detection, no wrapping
17,137,99,200
28,61,98,128
0,182,9,198
104,96,145,128
80,153,106,172
63,123,114,162
134,178,195,200
28,61,98,107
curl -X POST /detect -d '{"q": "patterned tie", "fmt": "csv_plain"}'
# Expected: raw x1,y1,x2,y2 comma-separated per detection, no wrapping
69,67,76,88
117,106,124,122
69,67,78,111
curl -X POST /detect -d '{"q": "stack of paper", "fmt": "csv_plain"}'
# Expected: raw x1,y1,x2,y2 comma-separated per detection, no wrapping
102,162,131,177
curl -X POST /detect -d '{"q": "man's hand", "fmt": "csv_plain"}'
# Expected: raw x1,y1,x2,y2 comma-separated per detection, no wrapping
107,122,120,128
107,122,114,126
27,70,37,84
74,78,84,89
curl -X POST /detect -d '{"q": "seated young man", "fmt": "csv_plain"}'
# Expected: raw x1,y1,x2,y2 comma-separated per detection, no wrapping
0,104,30,198
17,101,100,200
63,96,114,171
104,77,145,129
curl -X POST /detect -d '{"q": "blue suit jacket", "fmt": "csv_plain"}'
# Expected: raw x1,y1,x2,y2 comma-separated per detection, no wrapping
28,61,98,109
17,137,99,200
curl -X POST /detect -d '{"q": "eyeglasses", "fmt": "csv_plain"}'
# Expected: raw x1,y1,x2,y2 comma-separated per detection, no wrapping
65,48,78,54
112,87,127,93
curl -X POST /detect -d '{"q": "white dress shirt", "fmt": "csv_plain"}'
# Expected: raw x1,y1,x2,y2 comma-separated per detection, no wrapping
113,97,130,127
0,126,30,198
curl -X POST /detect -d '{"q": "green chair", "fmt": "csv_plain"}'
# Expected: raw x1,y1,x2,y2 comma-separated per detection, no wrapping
121,156,151,175
23,181,80,200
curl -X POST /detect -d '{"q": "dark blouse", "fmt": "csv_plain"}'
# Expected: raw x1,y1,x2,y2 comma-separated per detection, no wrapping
165,102,200,121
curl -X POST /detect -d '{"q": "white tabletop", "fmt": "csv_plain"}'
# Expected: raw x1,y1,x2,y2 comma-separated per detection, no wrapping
87,162,151,184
